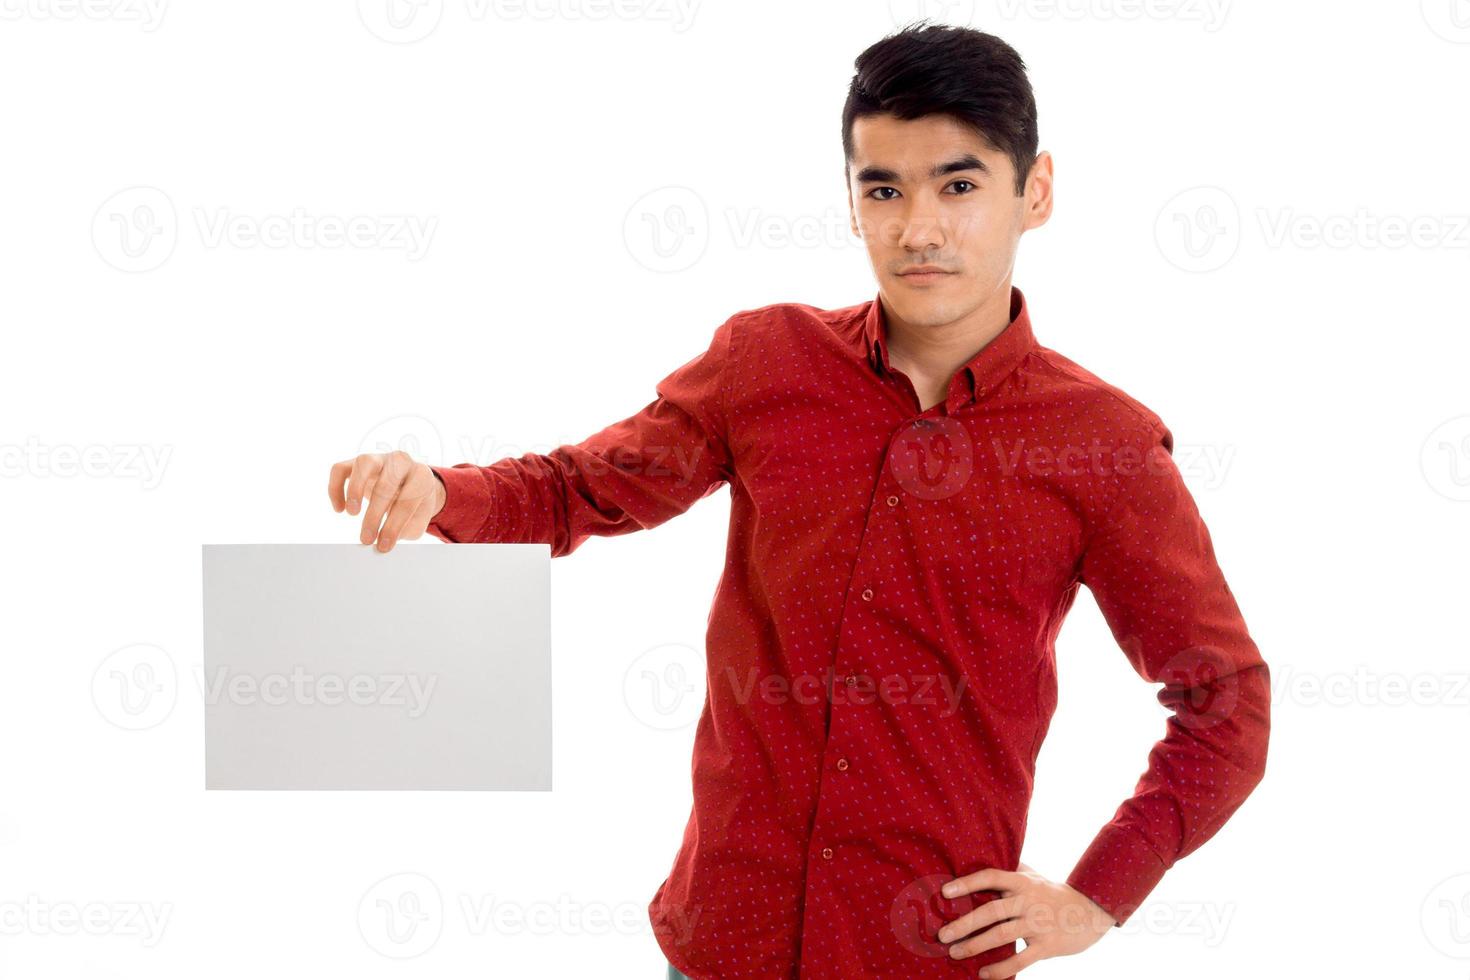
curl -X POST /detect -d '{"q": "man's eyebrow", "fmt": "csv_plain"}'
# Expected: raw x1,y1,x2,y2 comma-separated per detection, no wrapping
854,154,992,184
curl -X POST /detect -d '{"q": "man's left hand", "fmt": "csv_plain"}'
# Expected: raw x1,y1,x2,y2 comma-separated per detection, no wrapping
935,861,1115,978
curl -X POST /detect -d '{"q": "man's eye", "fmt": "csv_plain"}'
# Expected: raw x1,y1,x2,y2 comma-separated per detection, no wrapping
948,180,975,194
867,187,899,201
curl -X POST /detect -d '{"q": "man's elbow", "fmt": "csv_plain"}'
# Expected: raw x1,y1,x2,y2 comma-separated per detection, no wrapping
1237,659,1272,791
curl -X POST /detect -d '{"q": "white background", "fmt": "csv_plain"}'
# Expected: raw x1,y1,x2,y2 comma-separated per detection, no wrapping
3,1,1469,977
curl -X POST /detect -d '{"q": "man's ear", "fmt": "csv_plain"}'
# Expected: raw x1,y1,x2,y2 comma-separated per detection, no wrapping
1023,150,1054,230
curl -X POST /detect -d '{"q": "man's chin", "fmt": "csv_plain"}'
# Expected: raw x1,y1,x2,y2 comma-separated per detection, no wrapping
885,275,969,322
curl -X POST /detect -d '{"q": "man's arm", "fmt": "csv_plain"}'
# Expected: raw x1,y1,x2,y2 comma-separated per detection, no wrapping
423,313,738,555
1064,420,1272,927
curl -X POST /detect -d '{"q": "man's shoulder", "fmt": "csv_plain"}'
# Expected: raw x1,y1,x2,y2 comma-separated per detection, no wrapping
724,297,868,330
716,297,871,362
1025,344,1171,449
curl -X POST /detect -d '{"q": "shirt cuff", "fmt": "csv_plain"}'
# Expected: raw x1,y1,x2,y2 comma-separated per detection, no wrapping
1065,822,1170,927
426,463,495,543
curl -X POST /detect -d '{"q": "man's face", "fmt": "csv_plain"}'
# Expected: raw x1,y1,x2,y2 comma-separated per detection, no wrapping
846,112,1051,329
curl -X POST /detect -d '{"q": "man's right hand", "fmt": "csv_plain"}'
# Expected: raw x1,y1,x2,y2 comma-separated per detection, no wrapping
327,451,447,553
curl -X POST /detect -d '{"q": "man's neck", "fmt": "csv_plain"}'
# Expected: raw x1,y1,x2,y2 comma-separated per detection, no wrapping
882,279,1015,411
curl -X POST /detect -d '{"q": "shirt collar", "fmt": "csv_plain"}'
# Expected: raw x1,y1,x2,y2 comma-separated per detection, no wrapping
864,284,1036,411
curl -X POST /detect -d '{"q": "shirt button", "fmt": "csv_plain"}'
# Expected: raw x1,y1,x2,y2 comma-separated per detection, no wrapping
836,758,849,771
845,674,857,686
885,494,899,507
821,847,833,859
860,588,874,601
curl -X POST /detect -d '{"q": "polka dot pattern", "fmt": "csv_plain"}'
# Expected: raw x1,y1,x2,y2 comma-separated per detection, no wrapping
428,286,1271,978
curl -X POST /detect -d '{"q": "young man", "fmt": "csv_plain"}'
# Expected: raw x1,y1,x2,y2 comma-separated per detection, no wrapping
327,23,1270,980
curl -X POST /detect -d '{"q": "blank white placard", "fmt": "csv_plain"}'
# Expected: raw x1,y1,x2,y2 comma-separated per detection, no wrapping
202,543,551,791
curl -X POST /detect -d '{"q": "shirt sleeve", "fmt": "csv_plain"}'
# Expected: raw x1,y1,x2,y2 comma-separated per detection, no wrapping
424,314,737,555
1064,421,1271,926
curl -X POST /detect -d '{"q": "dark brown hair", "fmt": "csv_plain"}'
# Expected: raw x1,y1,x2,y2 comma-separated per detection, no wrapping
842,21,1039,196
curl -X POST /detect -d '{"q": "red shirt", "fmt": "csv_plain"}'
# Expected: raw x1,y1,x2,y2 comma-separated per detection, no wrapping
427,286,1271,979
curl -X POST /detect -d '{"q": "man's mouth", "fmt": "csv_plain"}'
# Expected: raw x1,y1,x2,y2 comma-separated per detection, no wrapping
897,267,955,283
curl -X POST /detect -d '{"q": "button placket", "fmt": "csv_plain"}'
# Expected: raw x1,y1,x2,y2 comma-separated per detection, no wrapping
804,429,915,896
805,464,905,887
816,463,911,874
